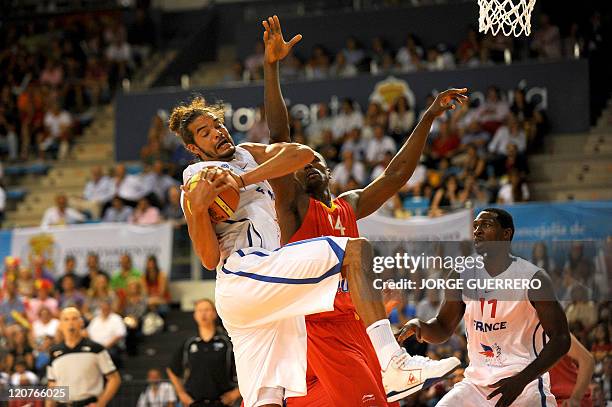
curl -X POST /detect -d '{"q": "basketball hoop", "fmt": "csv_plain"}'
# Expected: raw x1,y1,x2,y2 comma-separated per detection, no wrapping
478,0,536,37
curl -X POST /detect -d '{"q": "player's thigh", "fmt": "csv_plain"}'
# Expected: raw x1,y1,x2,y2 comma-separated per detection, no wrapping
436,380,490,407
512,376,556,407
217,237,349,327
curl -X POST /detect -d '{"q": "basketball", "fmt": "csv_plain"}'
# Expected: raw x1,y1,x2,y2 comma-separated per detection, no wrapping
186,167,240,222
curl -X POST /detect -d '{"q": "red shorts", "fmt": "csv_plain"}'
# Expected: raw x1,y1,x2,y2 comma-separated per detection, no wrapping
286,315,398,407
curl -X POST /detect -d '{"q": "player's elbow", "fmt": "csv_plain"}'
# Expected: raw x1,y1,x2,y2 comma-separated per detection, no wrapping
285,143,315,166
557,332,572,356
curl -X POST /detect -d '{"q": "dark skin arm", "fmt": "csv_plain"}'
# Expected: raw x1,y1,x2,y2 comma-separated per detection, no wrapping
338,89,468,219
398,270,466,344
486,270,571,407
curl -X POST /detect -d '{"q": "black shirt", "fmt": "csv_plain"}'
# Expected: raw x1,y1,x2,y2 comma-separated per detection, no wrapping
168,331,236,401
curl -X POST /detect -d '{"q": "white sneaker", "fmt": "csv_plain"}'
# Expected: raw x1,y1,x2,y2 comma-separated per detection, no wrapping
383,351,460,402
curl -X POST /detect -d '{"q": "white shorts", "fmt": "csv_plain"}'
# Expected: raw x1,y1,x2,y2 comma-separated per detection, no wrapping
436,375,556,407
215,236,349,407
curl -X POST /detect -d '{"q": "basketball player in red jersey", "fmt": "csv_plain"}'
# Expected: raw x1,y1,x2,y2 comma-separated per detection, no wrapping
260,16,467,405
550,333,594,407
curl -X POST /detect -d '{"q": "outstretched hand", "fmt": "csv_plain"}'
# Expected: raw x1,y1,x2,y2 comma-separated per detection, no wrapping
262,15,302,64
425,88,469,118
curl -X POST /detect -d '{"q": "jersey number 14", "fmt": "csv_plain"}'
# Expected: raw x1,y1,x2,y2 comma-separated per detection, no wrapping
328,215,346,235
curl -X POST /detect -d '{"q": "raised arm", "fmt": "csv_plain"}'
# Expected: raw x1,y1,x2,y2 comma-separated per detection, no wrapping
487,270,571,406
339,88,468,219
239,142,314,186
262,15,301,143
398,270,466,344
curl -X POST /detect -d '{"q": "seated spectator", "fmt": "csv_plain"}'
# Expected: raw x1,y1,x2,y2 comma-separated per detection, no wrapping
369,36,392,69
112,163,149,205
142,161,179,206
29,255,55,285
106,31,133,89
87,298,126,367
531,14,562,59
143,255,170,315
56,255,84,293
329,52,358,78
10,359,38,386
244,42,265,78
111,254,142,294
429,175,461,217
84,274,118,320
130,196,162,225
16,267,35,298
72,166,115,219
459,174,489,207
590,323,612,363
510,88,545,148
33,335,54,379
83,56,109,108
103,196,133,223
474,86,510,135
59,275,85,310
41,101,72,159
6,328,34,372
488,114,527,156
425,46,455,71
342,36,365,67
121,278,148,356
365,125,397,167
305,103,333,148
141,134,170,165
430,121,460,160
163,186,185,225
40,58,65,88
361,101,384,140
458,121,491,154
26,281,58,321
396,34,424,72
340,128,367,161
330,150,366,194
497,169,529,204
137,368,177,407
456,27,482,66
41,193,86,228
456,144,487,181
306,45,330,79
223,60,245,83
81,252,109,292
531,241,556,274
318,129,340,166
0,279,26,327
502,143,528,176
31,307,59,341
332,98,363,140
246,105,270,144
388,96,415,139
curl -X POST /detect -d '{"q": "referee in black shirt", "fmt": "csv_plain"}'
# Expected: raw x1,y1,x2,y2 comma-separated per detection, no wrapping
167,299,240,407
47,307,121,406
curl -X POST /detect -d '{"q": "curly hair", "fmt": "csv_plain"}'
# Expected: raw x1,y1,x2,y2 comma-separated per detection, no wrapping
168,96,225,146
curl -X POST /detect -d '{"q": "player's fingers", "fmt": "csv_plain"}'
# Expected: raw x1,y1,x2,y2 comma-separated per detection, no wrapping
414,327,423,342
487,379,504,388
263,30,269,43
486,388,502,399
288,34,303,48
263,20,270,33
273,15,282,34
268,17,275,33
397,325,413,342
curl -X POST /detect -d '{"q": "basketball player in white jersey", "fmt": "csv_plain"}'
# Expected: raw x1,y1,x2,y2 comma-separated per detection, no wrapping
169,94,458,405
398,208,571,407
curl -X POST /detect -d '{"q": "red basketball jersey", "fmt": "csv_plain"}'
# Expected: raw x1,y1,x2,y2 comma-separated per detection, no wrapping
549,354,592,406
289,197,359,321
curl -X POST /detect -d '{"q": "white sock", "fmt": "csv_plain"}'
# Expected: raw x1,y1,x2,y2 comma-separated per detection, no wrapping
366,319,404,370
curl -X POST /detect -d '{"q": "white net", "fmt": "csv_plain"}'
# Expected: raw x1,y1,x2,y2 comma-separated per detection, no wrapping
478,0,537,37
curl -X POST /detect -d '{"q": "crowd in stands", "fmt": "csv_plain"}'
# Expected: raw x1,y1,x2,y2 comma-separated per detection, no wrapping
0,9,155,162
0,252,170,388
226,13,605,84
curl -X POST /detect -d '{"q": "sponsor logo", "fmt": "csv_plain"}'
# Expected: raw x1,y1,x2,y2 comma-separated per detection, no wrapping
479,343,505,366
362,394,375,403
479,344,495,358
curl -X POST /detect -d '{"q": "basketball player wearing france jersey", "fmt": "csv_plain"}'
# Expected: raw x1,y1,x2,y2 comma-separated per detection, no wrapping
260,16,466,404
398,208,571,407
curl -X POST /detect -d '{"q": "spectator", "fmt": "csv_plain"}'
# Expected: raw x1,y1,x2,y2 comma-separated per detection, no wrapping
339,128,367,160
365,125,397,167
388,96,415,138
41,193,86,228
342,36,365,67
56,255,84,293
497,169,529,204
396,34,424,72
6,328,34,372
416,290,440,322
29,255,55,285
59,275,85,310
244,42,265,78
121,279,148,356
330,51,358,78
361,101,384,140
330,150,366,193
143,255,170,316
0,105,19,161
429,175,461,217
531,241,556,276
10,359,38,386
279,52,303,81
430,121,460,160
531,14,562,59
16,266,35,298
137,368,177,407
459,174,489,207
111,254,142,293
425,46,455,71
305,103,333,148
510,88,545,147
130,196,162,225
84,274,118,321
83,56,109,108
167,299,240,407
33,334,54,379
81,252,109,292
142,161,179,206
488,114,527,156
474,86,510,135
163,186,185,225
369,36,392,69
31,307,59,341
106,31,133,89
48,307,121,406
41,100,72,159
332,98,363,140
87,298,127,367
75,166,115,219
27,281,59,321
103,196,133,223
306,45,331,79
457,27,481,65
112,163,149,205
458,121,491,155
246,105,270,143
456,144,487,181
0,279,26,326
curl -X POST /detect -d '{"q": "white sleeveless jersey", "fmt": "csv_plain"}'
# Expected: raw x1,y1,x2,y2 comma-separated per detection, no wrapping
461,256,547,386
182,146,281,265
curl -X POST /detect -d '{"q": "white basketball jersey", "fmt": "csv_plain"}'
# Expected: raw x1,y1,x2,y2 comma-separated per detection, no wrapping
461,256,547,387
182,146,281,265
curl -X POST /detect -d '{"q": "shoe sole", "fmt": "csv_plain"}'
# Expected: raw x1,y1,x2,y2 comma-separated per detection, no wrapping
386,361,461,402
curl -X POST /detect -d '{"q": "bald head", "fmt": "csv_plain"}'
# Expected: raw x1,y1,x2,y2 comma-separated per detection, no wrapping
59,307,84,340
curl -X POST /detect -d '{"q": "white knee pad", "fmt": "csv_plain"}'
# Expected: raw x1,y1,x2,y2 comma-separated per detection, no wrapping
253,386,284,407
